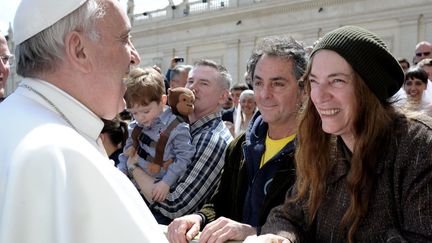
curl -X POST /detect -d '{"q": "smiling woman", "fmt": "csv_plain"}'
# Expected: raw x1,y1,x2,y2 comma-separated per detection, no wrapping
309,50,356,150
402,66,431,115
254,25,432,243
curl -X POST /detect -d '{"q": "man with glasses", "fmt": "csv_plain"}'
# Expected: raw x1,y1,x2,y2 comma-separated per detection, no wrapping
0,33,11,102
414,41,432,65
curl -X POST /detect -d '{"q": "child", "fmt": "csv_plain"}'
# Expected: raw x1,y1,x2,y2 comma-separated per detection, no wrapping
118,67,195,202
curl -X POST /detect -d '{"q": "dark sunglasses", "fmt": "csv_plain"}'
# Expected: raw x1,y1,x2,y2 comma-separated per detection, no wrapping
416,52,431,57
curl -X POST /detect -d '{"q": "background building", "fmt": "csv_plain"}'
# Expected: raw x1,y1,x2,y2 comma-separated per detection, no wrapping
4,0,432,94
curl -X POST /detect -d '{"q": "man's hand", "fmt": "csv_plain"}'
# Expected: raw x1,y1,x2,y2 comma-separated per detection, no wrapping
167,214,202,243
243,234,291,243
152,181,170,202
170,57,179,69
198,217,256,243
223,121,234,136
152,65,162,74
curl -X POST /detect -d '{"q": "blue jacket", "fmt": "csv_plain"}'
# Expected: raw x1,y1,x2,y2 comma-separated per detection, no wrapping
199,111,296,229
242,112,296,226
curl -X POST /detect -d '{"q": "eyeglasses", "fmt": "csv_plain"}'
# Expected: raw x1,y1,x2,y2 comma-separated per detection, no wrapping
415,52,431,57
0,54,13,65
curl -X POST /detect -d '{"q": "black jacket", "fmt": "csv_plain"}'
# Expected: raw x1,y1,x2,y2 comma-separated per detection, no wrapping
222,107,235,123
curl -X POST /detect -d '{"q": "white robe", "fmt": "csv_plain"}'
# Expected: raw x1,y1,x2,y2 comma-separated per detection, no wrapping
0,78,168,243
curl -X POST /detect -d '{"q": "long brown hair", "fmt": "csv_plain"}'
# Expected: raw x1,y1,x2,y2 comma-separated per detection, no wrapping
293,60,397,242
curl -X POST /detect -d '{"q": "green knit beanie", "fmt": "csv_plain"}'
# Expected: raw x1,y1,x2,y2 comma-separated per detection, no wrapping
310,26,404,101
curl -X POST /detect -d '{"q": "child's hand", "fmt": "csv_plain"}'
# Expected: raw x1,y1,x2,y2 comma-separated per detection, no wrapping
124,146,136,157
126,148,138,166
152,181,170,202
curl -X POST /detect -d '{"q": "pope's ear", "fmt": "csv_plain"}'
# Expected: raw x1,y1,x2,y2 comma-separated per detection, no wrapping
64,31,92,73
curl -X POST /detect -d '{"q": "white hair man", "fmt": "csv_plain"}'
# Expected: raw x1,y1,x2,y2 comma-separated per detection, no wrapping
0,0,167,242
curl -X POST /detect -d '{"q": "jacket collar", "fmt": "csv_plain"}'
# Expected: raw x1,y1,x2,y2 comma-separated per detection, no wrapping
328,136,386,184
18,78,103,142
245,111,268,145
190,111,222,133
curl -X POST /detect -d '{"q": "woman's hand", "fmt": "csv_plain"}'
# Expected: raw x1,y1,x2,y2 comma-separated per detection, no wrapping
243,234,292,243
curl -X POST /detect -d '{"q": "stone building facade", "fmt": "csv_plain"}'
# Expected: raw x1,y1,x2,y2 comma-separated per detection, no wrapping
4,0,432,94
131,0,432,84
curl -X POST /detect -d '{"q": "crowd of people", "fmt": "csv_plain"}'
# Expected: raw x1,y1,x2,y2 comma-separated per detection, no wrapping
0,0,431,243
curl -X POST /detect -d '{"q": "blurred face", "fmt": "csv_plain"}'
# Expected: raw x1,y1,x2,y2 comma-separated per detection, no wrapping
404,78,426,102
231,89,243,106
128,102,164,127
0,35,11,97
309,50,356,145
422,65,432,80
399,61,409,73
415,43,432,64
170,71,188,88
253,55,302,129
86,0,140,119
186,65,227,120
240,95,256,116
222,96,233,109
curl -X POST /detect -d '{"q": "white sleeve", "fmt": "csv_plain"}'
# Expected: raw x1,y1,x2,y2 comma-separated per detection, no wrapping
0,141,168,243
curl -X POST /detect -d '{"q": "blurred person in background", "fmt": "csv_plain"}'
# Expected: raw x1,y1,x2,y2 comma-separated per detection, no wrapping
222,83,249,123
413,41,432,65
0,32,11,102
169,64,192,89
397,57,410,73
402,67,430,113
100,116,129,166
233,89,257,137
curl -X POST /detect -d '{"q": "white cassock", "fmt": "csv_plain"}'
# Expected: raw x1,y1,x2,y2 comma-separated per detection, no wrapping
0,78,168,243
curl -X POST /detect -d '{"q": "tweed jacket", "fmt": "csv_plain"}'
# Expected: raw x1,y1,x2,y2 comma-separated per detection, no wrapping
199,112,297,229
262,114,432,242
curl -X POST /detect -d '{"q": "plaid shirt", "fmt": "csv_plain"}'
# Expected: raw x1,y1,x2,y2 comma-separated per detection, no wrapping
151,112,233,218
